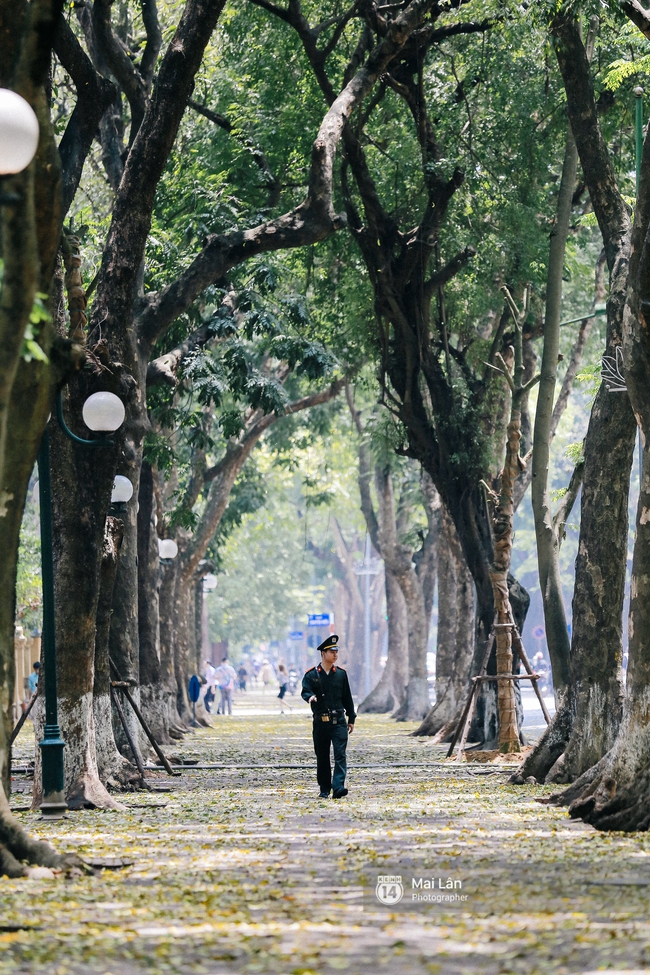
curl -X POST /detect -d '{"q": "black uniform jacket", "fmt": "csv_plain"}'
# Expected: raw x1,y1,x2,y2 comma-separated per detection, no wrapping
302,664,356,723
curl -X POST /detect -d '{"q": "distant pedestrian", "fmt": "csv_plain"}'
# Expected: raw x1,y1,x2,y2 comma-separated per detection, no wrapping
260,660,274,693
237,664,248,692
215,656,237,715
302,634,355,799
27,661,40,697
277,660,291,713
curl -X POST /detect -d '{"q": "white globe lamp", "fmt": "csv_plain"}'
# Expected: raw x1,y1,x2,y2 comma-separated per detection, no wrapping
158,538,178,561
82,392,125,433
0,89,39,175
203,573,218,592
111,475,133,504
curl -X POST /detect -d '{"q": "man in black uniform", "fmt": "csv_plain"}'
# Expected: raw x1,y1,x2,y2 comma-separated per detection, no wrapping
302,634,355,798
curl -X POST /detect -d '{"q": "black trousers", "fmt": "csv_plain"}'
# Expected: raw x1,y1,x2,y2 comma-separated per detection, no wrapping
312,718,348,793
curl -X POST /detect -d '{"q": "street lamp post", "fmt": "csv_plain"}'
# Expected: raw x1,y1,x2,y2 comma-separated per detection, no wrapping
38,391,126,819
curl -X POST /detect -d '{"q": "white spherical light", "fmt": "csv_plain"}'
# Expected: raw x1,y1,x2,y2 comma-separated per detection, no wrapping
158,538,178,560
82,391,125,432
203,573,218,592
0,89,39,175
111,475,133,504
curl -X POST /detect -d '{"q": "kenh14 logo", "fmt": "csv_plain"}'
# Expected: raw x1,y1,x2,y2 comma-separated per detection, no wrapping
375,874,403,906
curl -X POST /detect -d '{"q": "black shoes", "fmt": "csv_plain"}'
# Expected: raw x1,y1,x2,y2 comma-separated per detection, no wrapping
333,788,348,799
319,791,330,798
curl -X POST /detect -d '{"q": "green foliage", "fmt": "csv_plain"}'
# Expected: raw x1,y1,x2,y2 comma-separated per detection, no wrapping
16,481,42,632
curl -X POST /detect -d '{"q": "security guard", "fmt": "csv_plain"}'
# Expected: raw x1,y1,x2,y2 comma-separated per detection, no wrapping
302,634,355,798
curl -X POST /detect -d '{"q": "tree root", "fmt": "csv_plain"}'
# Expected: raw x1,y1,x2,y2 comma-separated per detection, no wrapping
509,699,572,784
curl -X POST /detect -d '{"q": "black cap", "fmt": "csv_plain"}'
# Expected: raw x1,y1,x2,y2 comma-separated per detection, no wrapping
317,634,339,654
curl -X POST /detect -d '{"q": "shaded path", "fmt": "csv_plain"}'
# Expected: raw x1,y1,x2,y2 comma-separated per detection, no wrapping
3,710,650,975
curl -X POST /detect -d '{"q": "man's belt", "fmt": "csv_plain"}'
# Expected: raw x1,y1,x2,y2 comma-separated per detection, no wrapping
315,709,345,723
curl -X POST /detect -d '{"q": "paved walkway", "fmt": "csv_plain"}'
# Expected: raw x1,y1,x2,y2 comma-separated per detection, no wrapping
4,698,650,975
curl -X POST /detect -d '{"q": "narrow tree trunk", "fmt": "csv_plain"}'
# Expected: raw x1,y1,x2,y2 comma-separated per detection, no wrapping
373,468,429,721
490,411,523,754
158,558,185,739
359,566,408,713
108,431,146,769
92,516,136,791
531,127,578,703
138,460,167,739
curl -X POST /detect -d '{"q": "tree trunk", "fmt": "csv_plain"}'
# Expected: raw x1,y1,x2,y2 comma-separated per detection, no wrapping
157,558,186,740
0,360,68,872
531,126,578,704
91,516,136,791
137,459,167,739
359,566,408,713
374,468,430,721
513,11,636,785
48,378,124,810
544,8,650,826
413,506,474,736
108,430,146,767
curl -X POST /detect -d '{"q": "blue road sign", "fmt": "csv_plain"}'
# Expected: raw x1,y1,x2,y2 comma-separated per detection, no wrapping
289,631,304,640
188,675,201,703
308,613,330,626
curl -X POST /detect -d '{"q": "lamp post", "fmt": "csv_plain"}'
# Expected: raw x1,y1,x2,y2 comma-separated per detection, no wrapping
38,390,126,819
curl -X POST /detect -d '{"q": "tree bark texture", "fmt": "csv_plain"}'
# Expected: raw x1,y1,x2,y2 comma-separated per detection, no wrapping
374,467,430,721
545,5,650,826
92,516,136,792
413,506,474,736
359,567,408,713
531,126,578,702
514,12,636,786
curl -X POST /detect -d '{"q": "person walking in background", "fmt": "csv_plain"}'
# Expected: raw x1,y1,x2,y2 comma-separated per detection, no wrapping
237,663,248,692
27,660,40,697
260,659,274,693
215,656,237,715
277,660,292,714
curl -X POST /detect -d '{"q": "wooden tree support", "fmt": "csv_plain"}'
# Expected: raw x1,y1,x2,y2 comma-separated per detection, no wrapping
446,619,550,761
109,656,180,777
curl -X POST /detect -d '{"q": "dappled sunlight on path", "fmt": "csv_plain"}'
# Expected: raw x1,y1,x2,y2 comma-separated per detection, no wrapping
4,714,650,974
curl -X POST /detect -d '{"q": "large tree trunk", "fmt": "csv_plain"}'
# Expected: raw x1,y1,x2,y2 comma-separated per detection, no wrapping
48,377,125,810
0,360,68,872
544,7,650,828
513,12,636,785
413,506,474,736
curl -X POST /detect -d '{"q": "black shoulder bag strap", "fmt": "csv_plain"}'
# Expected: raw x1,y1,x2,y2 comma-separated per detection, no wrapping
314,664,328,710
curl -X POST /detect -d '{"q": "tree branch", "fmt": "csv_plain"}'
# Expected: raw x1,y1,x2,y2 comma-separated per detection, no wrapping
146,291,237,386
552,11,630,268
54,15,118,214
139,0,162,84
423,245,475,301
136,0,437,347
622,0,650,40
92,0,149,138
